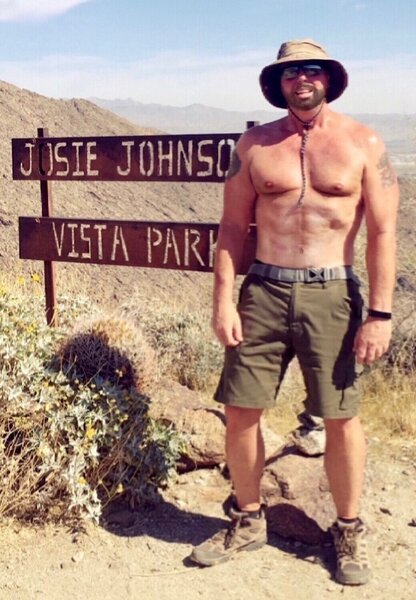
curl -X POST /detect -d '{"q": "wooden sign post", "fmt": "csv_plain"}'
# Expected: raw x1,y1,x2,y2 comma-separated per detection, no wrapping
12,125,259,324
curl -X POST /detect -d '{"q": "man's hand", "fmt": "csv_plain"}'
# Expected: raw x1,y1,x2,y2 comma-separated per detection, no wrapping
353,318,392,364
212,302,243,347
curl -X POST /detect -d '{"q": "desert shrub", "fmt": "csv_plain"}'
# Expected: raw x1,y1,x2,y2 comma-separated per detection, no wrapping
122,298,223,391
0,287,185,524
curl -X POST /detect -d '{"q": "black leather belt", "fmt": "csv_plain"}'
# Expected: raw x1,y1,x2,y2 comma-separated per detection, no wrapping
248,263,356,283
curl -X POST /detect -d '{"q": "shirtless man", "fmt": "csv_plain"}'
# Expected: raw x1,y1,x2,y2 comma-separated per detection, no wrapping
189,39,399,585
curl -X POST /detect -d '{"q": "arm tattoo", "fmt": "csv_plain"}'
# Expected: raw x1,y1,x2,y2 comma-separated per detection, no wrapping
226,149,242,180
377,152,397,187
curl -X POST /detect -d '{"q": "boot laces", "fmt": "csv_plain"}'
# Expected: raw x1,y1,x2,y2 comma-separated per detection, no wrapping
224,516,243,549
337,527,358,557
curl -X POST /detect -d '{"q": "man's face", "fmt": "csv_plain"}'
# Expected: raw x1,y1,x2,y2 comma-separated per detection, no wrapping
280,63,329,111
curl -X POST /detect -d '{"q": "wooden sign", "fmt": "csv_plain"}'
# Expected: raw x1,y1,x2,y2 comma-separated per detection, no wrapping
12,133,240,182
13,125,258,325
19,217,257,274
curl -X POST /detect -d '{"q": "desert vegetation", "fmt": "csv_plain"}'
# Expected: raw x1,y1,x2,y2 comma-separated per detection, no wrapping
0,276,186,525
1,229,415,528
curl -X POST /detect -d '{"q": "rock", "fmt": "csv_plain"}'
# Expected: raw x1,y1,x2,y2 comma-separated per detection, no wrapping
380,507,393,515
263,426,287,462
291,427,326,456
162,468,231,513
149,381,226,470
291,411,326,456
149,380,286,471
262,448,336,545
397,275,416,293
71,551,84,563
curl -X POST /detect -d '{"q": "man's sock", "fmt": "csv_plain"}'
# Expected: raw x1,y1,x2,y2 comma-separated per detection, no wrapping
337,516,359,527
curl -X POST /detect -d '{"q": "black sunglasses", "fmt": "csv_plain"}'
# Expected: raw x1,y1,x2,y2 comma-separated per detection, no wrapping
281,64,324,80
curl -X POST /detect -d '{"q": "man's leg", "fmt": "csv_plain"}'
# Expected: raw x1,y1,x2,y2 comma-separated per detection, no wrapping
324,416,370,585
324,416,366,518
189,405,267,566
225,405,264,511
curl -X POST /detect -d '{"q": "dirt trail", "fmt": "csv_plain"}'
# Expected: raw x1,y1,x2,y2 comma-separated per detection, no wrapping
0,443,415,600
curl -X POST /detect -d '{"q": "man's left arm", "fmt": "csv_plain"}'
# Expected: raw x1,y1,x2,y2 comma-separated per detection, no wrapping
354,137,400,365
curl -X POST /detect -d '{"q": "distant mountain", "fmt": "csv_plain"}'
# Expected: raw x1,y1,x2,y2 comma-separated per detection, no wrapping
353,114,415,152
90,97,416,154
88,98,278,135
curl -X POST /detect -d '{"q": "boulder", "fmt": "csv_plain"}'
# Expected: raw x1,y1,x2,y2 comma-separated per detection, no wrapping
149,381,226,470
262,447,336,544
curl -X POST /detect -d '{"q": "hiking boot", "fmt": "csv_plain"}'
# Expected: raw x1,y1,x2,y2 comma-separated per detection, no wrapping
330,518,371,585
189,496,267,566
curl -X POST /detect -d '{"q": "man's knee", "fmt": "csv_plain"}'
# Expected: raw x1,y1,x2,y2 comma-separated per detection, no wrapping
225,405,263,433
324,416,365,442
324,415,360,429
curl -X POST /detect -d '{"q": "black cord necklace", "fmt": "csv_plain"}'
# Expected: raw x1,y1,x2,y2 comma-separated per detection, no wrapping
288,102,324,206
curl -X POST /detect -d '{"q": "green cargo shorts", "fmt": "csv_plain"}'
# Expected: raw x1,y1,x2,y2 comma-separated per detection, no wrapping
214,270,364,419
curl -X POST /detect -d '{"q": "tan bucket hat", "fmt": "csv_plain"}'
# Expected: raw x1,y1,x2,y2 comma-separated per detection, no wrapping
259,39,348,109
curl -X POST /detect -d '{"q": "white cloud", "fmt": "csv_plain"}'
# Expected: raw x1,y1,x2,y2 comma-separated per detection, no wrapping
1,49,415,115
0,0,92,21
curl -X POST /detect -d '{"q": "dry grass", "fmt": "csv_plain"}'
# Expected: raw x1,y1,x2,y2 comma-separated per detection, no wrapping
0,422,50,520
361,367,416,439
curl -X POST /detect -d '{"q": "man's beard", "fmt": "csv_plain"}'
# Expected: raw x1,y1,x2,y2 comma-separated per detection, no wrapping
285,85,326,111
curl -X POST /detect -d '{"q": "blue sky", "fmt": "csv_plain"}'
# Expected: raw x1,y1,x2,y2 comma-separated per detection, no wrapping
0,0,414,114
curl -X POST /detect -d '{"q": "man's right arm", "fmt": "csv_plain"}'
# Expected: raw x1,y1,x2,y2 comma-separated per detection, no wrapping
213,137,257,346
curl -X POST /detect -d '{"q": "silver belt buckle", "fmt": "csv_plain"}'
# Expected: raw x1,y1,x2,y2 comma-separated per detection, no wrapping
306,267,325,282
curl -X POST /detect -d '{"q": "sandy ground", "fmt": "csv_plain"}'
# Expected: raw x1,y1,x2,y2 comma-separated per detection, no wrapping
0,441,415,600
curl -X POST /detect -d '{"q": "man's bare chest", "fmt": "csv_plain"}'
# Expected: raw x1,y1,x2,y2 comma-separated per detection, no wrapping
250,136,364,197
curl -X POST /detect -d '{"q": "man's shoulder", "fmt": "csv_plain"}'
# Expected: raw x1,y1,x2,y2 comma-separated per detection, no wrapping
238,118,287,148
336,112,384,144
329,112,386,159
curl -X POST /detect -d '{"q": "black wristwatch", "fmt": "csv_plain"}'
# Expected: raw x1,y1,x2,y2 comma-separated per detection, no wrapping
367,308,392,320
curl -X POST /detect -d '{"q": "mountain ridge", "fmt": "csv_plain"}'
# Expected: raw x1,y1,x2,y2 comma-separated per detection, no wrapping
89,96,416,149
